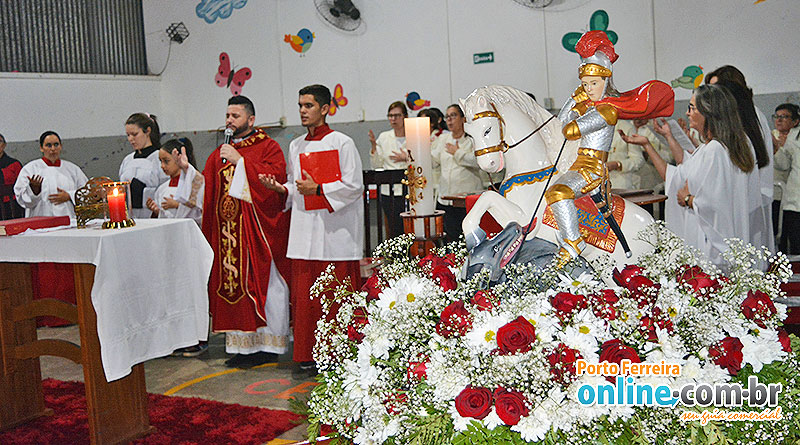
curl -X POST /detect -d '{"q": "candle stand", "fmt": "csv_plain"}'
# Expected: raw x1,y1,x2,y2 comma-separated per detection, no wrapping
101,181,135,229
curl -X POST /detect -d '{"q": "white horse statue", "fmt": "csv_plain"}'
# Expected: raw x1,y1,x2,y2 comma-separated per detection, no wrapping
460,85,654,278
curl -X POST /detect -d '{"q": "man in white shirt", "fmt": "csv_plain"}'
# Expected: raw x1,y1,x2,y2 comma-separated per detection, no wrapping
260,84,364,373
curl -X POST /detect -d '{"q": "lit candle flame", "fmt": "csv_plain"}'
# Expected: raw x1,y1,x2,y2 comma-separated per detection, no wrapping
112,188,119,197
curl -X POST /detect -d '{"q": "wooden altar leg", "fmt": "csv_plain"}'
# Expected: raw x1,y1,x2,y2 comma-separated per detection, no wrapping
73,264,154,445
0,262,51,430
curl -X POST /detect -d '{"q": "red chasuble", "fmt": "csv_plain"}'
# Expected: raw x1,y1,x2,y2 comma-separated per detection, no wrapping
202,129,291,332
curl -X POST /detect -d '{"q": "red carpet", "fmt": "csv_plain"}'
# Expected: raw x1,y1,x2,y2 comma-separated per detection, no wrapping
0,379,304,445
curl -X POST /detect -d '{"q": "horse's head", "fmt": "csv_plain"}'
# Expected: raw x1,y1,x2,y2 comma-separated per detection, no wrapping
461,94,506,174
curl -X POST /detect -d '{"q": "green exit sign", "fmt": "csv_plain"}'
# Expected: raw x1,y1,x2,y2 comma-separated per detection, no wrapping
473,52,494,64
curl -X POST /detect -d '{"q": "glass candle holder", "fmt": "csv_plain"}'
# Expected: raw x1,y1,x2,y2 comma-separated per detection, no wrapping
101,181,136,229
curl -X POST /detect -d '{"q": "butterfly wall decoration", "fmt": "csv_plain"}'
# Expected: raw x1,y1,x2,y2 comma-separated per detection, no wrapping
328,83,348,116
214,52,252,96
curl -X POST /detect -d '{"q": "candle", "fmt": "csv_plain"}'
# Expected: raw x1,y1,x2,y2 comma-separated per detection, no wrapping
404,117,433,216
107,187,127,223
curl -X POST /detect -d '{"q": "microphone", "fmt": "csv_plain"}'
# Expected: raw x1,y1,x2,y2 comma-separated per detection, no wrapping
222,128,233,164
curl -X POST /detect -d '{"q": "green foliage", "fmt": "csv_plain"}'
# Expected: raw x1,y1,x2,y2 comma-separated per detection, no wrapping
452,421,527,445
404,413,455,445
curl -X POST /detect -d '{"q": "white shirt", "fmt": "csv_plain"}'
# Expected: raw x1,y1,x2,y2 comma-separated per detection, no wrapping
608,120,645,190
370,130,409,195
14,158,88,218
774,126,800,213
154,165,204,226
119,148,169,219
665,140,767,269
432,132,483,205
285,130,364,261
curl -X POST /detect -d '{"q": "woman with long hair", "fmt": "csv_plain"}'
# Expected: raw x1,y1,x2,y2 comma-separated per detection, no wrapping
120,112,169,218
622,84,767,268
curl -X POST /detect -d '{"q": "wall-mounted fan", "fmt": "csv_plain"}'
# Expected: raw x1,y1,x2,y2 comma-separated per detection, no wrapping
314,0,363,32
511,0,554,8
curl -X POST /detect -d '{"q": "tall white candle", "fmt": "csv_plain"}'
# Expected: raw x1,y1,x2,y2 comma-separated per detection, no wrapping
403,117,433,218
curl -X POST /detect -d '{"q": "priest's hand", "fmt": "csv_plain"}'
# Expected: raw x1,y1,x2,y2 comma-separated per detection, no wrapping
172,147,190,172
445,141,459,155
28,175,43,195
296,170,318,196
220,144,242,164
146,197,160,216
48,188,71,204
258,173,287,194
162,195,179,210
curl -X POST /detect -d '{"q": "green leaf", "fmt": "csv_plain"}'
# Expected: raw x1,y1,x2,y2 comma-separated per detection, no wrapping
589,10,610,31
562,32,581,53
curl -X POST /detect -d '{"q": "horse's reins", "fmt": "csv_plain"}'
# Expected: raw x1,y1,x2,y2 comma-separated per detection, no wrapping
471,104,563,235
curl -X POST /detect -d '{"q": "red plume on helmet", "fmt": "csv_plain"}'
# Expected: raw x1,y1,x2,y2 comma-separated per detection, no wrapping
575,30,618,64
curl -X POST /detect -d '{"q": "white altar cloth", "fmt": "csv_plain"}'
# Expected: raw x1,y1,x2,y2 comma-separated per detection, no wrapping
0,219,212,381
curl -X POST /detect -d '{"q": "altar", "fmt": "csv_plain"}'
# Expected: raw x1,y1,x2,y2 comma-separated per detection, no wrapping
0,219,212,444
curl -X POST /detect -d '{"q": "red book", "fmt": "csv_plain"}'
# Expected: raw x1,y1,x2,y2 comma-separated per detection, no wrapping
299,150,341,211
0,215,70,236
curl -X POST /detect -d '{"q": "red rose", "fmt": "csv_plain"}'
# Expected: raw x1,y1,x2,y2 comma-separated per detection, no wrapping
709,336,744,376
471,290,499,312
740,290,777,328
347,324,365,343
496,316,536,354
546,343,583,385
626,275,659,309
639,307,674,342
432,265,458,291
419,253,455,270
407,358,429,381
612,264,644,287
384,392,409,415
362,273,384,302
676,265,720,298
493,388,529,426
591,289,619,320
454,386,493,419
436,300,473,337
778,328,792,353
599,339,641,366
551,291,588,320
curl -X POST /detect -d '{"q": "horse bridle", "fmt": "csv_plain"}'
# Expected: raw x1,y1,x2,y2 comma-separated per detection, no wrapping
472,103,556,157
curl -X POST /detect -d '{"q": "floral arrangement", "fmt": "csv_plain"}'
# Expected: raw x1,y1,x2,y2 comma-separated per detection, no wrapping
305,223,800,444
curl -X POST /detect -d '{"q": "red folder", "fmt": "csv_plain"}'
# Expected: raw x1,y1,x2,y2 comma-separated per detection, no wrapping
0,215,70,236
299,150,341,211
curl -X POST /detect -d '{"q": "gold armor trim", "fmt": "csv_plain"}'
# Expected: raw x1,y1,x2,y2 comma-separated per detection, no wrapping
472,104,509,157
570,149,609,194
595,104,619,125
545,184,575,204
576,147,609,162
579,63,612,78
562,121,582,140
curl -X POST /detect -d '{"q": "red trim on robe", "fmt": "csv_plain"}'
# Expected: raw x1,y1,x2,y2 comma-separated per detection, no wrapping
290,258,361,362
1,159,22,186
168,176,180,187
201,129,291,332
41,157,61,167
596,80,675,120
305,124,334,141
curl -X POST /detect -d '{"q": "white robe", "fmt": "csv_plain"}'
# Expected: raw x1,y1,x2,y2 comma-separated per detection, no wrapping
370,130,409,195
119,149,169,219
665,140,767,269
432,132,483,205
14,159,88,218
285,131,364,261
154,165,204,226
755,107,775,252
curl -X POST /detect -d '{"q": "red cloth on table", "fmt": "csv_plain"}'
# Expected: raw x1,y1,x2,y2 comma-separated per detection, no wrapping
290,259,360,362
31,262,76,327
201,129,291,332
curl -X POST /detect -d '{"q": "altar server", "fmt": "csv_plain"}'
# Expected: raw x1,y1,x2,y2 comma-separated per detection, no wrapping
14,131,88,218
146,138,204,226
120,113,169,218
260,84,364,372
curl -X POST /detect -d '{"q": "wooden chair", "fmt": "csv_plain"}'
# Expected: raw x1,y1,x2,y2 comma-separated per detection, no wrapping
362,169,407,258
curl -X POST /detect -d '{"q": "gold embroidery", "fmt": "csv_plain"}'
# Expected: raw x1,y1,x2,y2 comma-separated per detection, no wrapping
225,331,289,349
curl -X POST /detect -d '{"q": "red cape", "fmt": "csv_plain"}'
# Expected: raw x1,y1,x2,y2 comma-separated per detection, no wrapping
597,80,675,120
202,129,291,332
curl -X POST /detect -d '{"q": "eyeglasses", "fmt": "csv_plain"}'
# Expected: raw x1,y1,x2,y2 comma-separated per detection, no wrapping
773,114,794,120
387,113,404,119
687,103,697,112
445,113,461,120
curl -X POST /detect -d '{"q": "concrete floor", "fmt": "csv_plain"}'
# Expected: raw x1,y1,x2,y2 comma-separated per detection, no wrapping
37,325,314,444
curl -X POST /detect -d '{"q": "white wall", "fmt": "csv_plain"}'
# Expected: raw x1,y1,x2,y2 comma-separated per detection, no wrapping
2,0,798,142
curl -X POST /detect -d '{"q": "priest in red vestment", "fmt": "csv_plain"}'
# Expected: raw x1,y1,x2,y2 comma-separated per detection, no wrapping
201,96,291,368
